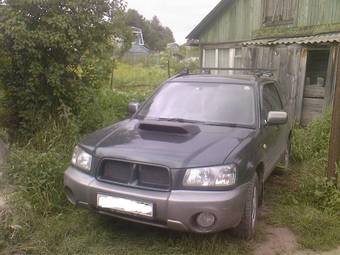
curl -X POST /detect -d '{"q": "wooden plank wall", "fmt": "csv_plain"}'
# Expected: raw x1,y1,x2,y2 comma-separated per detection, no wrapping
198,0,340,44
200,0,254,44
249,45,304,127
297,0,340,27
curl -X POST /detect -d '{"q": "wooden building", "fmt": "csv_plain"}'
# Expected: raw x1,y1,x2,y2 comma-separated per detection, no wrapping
124,27,150,63
187,0,340,126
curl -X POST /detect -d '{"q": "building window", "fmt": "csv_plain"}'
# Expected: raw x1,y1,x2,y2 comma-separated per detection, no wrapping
203,49,217,68
203,48,243,74
218,49,230,69
234,48,243,68
263,0,295,25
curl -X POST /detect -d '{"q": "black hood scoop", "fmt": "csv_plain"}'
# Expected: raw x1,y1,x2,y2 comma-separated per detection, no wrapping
138,120,200,135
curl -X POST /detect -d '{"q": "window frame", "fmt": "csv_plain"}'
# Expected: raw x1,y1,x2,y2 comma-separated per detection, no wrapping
261,82,284,122
262,0,296,26
202,47,243,73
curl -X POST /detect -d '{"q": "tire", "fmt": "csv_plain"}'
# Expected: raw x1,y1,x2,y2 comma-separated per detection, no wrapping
232,173,259,240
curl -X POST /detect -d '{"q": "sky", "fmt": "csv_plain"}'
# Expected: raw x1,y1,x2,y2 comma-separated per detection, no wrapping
125,0,221,44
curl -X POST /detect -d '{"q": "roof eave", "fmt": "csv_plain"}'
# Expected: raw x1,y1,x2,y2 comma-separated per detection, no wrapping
186,0,235,40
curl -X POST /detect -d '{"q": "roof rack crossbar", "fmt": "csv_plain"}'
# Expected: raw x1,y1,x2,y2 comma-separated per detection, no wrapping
200,67,275,77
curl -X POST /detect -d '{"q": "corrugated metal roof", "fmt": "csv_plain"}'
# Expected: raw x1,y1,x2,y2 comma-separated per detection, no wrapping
243,32,340,46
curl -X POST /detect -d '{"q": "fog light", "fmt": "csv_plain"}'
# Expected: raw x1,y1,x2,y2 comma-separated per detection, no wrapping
196,212,216,228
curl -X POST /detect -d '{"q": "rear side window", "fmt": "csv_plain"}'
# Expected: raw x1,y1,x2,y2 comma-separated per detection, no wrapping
262,83,283,118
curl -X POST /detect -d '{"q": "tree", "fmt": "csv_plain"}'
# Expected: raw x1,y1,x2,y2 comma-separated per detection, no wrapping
125,9,174,51
0,0,131,136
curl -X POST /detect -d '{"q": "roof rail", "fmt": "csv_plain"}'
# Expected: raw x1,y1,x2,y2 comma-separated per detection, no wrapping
200,68,275,77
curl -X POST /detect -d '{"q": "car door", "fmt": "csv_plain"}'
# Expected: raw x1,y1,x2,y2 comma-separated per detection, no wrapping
261,82,286,179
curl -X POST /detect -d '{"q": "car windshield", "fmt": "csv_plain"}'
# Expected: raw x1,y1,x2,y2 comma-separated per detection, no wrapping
136,82,256,127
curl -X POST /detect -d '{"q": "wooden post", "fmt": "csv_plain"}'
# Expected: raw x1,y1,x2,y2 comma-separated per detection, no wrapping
327,45,340,179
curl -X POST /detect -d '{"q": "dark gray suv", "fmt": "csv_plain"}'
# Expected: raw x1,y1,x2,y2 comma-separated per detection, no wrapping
64,72,290,239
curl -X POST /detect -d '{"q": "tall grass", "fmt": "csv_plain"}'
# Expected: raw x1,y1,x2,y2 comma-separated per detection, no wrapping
292,110,331,163
112,62,168,88
290,110,340,214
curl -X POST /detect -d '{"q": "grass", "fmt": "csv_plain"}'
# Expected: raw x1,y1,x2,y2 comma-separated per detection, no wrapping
1,63,340,254
112,62,168,89
3,163,339,254
1,206,252,255
265,164,340,251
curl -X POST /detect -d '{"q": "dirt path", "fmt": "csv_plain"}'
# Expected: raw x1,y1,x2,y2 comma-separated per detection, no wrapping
254,223,340,255
254,206,340,255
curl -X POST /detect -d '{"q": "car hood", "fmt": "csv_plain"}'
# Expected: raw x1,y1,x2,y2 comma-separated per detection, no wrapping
80,119,256,169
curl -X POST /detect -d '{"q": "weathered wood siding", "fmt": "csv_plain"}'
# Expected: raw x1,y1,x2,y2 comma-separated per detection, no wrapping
255,0,340,38
200,0,257,44
196,0,340,125
247,46,304,127
199,0,340,43
297,0,340,27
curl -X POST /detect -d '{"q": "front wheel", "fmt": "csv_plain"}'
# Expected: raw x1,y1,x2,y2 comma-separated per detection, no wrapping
232,173,259,240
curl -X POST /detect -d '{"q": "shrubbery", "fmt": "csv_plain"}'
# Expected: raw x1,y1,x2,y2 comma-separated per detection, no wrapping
1,66,153,251
0,0,130,139
299,168,340,214
291,111,340,215
5,85,148,216
292,110,331,163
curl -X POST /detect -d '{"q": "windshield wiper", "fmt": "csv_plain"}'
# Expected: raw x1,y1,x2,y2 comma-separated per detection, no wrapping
147,118,255,129
204,122,255,129
157,118,204,124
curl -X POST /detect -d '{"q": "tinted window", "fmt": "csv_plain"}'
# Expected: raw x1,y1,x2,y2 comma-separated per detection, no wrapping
137,82,256,126
262,83,283,118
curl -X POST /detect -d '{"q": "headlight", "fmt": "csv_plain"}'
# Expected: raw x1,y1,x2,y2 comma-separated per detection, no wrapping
71,146,92,171
183,164,236,187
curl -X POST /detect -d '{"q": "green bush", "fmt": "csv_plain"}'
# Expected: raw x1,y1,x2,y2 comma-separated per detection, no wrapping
5,85,150,216
298,165,340,215
75,87,149,134
292,110,331,163
169,58,200,74
290,111,340,215
0,0,130,138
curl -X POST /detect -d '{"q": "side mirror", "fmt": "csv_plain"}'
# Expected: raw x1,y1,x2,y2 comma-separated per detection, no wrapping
266,111,288,126
128,102,140,114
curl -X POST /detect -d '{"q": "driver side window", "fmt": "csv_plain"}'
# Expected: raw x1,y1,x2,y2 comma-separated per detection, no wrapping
262,83,283,120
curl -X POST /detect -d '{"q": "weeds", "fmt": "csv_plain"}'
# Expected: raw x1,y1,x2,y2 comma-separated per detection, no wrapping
290,111,340,215
112,62,167,88
291,110,331,163
264,111,340,250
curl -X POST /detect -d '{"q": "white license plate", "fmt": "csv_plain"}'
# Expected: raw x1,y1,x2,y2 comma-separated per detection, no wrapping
97,194,153,217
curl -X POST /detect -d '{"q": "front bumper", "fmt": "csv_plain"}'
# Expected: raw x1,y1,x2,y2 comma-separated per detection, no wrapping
64,166,249,233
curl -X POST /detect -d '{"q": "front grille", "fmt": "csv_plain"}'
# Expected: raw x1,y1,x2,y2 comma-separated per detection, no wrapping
101,161,132,184
98,160,170,191
138,165,170,189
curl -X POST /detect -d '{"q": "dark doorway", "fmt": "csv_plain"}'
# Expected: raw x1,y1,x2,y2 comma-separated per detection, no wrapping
301,49,330,125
